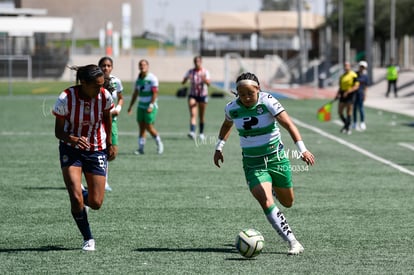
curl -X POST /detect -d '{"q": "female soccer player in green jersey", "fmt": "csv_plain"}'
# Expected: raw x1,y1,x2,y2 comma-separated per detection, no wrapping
127,59,164,155
213,72,315,255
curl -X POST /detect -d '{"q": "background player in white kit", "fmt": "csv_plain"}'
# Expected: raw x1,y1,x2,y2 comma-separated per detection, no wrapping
213,72,315,255
99,56,124,191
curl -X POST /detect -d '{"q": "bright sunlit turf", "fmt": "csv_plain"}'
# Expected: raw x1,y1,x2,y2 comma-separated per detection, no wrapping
0,90,413,274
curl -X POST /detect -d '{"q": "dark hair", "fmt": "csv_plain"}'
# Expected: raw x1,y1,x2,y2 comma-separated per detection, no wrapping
193,55,202,63
98,56,113,67
103,77,115,93
236,72,260,86
68,64,104,84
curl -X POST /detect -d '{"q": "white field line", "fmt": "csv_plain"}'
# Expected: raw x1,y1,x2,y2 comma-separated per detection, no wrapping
398,142,414,152
3,127,413,177
332,119,343,126
292,118,414,177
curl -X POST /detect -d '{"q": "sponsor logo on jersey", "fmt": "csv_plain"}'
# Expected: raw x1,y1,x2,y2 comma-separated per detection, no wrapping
84,105,91,115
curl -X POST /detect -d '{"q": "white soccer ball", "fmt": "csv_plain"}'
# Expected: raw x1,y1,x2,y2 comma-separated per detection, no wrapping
235,228,265,258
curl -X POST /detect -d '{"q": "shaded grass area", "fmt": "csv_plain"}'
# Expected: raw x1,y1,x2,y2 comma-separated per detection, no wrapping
0,92,413,274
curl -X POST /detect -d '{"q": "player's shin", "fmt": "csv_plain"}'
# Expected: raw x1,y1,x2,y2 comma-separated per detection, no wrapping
72,208,93,241
265,204,296,242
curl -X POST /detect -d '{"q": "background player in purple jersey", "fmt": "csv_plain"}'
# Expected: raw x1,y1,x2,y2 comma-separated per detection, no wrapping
53,64,114,251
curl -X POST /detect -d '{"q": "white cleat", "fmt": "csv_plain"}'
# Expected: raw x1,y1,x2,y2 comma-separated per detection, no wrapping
134,149,144,155
82,239,95,251
105,182,112,191
360,122,366,130
157,141,164,154
187,132,195,140
199,133,205,141
288,240,304,255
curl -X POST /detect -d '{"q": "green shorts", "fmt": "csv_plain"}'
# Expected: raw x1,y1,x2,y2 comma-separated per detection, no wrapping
111,119,118,146
242,151,292,190
137,107,157,124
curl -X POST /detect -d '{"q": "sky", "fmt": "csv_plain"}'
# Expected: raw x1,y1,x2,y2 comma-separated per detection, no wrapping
144,0,325,41
143,0,261,40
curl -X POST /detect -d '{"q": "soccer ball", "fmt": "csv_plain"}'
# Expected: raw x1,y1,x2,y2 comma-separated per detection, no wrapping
235,228,265,258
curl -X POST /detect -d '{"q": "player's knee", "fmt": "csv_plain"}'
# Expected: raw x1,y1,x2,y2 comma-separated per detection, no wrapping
279,198,294,208
88,199,103,210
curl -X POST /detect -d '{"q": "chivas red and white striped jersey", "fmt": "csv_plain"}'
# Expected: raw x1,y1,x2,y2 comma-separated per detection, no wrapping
53,86,114,151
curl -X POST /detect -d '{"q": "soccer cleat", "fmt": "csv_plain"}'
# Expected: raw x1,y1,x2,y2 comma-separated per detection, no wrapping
82,239,95,251
347,129,352,135
134,149,144,155
105,182,112,192
360,122,366,130
288,240,304,255
187,132,195,140
157,141,164,154
199,133,205,141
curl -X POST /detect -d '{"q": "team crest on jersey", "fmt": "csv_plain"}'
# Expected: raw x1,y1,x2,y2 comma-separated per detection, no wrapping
62,154,69,163
84,105,91,114
256,105,264,115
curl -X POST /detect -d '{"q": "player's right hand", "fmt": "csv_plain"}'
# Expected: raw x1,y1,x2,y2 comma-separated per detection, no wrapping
214,151,224,168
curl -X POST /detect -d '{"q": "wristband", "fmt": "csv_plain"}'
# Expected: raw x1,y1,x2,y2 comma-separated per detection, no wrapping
115,105,122,112
295,141,307,154
215,139,225,152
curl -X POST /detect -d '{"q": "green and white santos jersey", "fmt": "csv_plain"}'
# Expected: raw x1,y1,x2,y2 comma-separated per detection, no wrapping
135,72,158,109
225,92,285,157
109,75,123,121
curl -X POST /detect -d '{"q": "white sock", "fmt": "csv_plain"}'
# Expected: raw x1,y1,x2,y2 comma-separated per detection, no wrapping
265,204,296,242
139,137,146,150
154,135,162,144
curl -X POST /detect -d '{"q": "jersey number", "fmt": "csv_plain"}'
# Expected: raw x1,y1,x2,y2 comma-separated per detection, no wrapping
242,117,259,130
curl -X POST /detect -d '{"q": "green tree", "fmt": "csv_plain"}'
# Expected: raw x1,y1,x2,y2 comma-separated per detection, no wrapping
328,0,414,64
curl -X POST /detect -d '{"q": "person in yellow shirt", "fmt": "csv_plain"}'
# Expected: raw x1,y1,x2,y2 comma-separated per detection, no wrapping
335,62,360,135
386,58,399,98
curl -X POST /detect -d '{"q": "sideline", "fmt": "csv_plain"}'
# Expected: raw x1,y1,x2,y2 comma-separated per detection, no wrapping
398,142,414,152
292,118,414,177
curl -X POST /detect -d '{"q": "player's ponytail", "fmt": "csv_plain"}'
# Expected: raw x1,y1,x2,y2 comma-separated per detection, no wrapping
68,65,103,84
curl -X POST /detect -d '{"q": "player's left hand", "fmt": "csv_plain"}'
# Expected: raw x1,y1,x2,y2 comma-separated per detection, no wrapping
301,151,315,166
107,145,116,161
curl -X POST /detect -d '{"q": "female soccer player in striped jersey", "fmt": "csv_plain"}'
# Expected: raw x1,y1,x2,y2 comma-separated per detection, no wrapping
181,56,211,140
213,72,315,255
53,64,114,251
99,56,124,191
